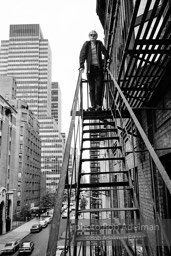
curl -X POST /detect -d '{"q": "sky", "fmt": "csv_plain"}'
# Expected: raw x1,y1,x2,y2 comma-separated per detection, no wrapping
0,0,104,135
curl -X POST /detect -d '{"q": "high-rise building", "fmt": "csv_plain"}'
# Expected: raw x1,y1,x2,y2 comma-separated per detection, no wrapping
39,116,64,192
0,24,65,192
0,24,51,118
0,75,17,101
51,82,61,132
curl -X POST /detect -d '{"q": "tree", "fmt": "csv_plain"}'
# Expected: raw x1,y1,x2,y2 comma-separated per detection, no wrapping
63,189,75,202
40,192,55,210
21,204,30,220
80,196,88,210
80,196,88,219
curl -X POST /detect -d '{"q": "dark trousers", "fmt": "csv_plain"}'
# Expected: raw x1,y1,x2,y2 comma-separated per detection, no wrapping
87,65,104,108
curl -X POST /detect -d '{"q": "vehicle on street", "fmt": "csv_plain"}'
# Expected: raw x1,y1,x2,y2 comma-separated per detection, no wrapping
39,219,48,228
131,244,143,256
70,213,76,225
61,205,67,213
1,240,20,254
44,216,52,224
41,215,52,224
30,223,42,233
62,210,68,218
18,241,34,254
71,205,75,211
56,245,66,256
56,250,64,256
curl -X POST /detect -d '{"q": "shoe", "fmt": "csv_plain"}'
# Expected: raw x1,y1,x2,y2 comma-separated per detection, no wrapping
96,105,102,111
88,106,95,111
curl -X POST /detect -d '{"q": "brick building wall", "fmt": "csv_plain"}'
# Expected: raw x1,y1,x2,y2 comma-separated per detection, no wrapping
11,100,41,213
134,85,171,254
0,99,17,190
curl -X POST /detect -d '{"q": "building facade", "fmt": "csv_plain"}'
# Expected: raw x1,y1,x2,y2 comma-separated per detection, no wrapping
40,116,64,193
51,82,62,132
0,95,17,234
96,0,171,255
0,75,16,102
0,24,51,118
0,24,65,192
11,100,41,215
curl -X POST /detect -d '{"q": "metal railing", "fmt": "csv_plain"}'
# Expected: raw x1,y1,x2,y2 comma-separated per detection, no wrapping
46,71,84,256
105,67,171,254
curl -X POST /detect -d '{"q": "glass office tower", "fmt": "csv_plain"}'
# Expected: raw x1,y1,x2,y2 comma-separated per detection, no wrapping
0,24,64,192
0,24,51,117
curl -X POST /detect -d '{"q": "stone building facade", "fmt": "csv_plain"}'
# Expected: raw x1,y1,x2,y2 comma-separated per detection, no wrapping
11,100,41,215
0,95,17,234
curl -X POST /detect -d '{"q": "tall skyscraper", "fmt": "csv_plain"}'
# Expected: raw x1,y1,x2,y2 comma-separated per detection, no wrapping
51,82,61,132
0,75,16,101
0,24,51,118
0,24,64,192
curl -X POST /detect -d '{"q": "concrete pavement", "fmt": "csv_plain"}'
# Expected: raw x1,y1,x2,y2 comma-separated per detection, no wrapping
0,218,39,252
0,210,85,255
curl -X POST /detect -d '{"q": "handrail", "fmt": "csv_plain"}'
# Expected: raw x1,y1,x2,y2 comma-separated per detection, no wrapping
46,71,83,256
106,68,171,252
107,67,171,194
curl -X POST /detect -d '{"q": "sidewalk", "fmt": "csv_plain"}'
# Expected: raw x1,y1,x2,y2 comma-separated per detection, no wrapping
0,218,39,252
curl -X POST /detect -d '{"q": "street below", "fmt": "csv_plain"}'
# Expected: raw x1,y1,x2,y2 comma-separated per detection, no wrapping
1,218,67,256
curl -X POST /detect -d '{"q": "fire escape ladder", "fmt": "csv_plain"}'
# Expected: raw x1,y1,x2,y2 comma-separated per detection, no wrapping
71,102,150,256
47,69,171,256
101,0,171,254
104,68,171,255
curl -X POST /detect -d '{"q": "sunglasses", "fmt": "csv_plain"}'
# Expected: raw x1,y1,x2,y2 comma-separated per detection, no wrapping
90,34,97,36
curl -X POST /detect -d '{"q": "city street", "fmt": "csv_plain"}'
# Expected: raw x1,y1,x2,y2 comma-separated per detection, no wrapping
11,224,50,256
0,218,67,256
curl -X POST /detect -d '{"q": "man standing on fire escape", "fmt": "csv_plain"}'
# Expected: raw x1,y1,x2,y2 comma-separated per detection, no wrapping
79,30,110,111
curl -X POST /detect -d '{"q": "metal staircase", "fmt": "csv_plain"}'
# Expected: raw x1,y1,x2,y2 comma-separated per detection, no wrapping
73,108,147,256
45,1,171,255
46,67,171,256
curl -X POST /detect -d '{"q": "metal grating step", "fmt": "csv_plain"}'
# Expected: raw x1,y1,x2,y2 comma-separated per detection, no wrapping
80,171,128,176
79,181,129,188
81,157,125,162
78,207,139,213
83,128,117,134
83,121,115,127
83,110,112,120
82,146,122,151
79,187,134,192
83,136,119,142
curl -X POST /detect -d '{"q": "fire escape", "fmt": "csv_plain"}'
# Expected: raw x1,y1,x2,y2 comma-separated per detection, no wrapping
46,0,171,255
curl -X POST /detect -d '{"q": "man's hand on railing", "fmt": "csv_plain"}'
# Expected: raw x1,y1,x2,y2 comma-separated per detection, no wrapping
103,58,111,70
106,58,111,67
79,67,85,73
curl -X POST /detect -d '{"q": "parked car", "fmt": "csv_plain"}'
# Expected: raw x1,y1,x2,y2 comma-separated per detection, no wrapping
39,219,48,228
30,223,42,233
44,216,52,224
1,240,20,254
62,210,68,218
61,205,67,213
70,213,76,225
56,250,64,256
56,245,67,256
18,241,34,254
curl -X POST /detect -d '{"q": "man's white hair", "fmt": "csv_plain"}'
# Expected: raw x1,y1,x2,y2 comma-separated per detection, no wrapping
88,30,98,38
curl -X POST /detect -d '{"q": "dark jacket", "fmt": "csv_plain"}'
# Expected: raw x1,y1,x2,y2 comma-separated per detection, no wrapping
79,40,109,73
